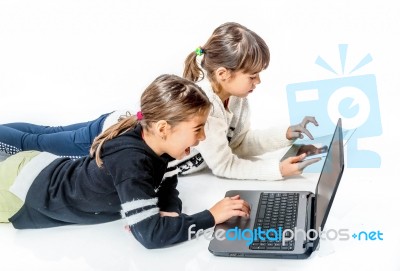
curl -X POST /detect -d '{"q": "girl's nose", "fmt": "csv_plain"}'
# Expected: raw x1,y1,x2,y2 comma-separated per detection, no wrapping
255,74,261,85
198,129,206,141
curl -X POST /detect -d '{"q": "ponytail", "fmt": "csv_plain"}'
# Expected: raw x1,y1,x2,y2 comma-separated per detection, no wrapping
90,116,138,167
183,51,204,82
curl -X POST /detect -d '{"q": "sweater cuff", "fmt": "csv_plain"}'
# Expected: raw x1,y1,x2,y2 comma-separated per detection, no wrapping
273,125,293,147
273,158,285,180
191,210,215,230
259,157,285,181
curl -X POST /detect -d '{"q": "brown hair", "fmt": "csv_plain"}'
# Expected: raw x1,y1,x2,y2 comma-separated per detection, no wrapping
183,22,270,92
90,74,211,167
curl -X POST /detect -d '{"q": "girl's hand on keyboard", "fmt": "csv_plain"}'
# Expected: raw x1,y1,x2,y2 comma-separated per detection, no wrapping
209,195,251,225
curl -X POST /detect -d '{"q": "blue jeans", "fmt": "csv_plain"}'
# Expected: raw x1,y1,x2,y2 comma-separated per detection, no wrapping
0,113,109,157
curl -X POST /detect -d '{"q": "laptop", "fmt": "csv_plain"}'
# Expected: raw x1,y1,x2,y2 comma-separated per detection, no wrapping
208,118,344,259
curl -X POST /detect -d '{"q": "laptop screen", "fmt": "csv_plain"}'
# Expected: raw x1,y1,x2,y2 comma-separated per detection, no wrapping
315,118,344,232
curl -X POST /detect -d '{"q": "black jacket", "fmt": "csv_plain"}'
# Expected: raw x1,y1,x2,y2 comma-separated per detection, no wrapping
10,124,215,248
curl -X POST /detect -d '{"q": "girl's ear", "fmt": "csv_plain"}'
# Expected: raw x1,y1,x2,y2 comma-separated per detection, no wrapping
154,120,169,139
215,67,231,82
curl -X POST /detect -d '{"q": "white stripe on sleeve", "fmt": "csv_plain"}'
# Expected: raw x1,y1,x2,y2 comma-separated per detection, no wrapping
124,207,159,226
162,168,179,179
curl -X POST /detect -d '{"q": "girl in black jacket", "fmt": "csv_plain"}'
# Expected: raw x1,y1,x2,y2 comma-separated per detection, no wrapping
0,74,250,249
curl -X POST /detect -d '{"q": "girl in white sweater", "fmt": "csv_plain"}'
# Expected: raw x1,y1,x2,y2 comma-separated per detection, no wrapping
174,22,320,181
0,22,320,181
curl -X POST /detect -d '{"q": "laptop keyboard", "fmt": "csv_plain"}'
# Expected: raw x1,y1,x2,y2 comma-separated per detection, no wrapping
249,192,299,251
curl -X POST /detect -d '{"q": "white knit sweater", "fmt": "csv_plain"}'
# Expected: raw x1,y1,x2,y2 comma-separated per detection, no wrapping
171,79,292,181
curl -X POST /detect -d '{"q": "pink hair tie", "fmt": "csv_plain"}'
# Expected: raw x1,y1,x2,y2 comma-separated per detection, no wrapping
136,111,143,121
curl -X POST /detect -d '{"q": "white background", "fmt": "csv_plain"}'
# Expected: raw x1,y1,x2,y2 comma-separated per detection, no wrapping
1,0,399,270
1,0,398,129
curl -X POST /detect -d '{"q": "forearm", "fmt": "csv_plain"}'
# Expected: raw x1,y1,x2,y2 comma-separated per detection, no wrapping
200,148,283,181
231,125,292,157
195,119,284,180
130,210,215,249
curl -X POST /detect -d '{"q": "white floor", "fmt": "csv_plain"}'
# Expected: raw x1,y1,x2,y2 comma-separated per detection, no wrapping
1,147,400,270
